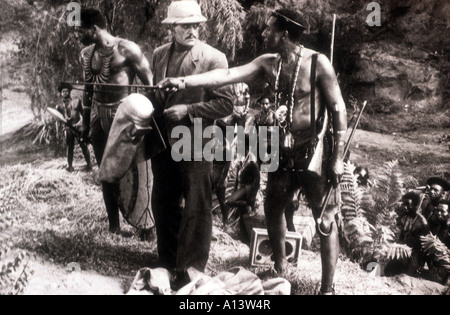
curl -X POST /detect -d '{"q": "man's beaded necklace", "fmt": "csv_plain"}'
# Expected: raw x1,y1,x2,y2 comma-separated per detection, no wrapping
274,45,304,129
81,44,114,84
274,45,304,148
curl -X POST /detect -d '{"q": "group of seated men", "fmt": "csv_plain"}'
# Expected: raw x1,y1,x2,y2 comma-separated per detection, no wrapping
394,177,450,282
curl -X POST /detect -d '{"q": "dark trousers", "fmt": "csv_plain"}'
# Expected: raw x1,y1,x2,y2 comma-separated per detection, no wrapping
66,129,91,168
151,148,213,273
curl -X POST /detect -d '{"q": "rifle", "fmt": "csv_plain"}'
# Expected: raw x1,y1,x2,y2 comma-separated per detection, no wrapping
307,109,329,176
63,81,159,90
308,14,337,177
317,100,367,237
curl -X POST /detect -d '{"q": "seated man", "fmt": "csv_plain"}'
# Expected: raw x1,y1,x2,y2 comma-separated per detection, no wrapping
226,137,261,216
212,83,251,229
431,200,450,248
56,83,92,172
397,192,430,276
422,177,450,222
420,200,450,284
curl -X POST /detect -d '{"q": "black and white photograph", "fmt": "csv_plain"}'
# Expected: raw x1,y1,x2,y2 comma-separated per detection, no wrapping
0,0,449,298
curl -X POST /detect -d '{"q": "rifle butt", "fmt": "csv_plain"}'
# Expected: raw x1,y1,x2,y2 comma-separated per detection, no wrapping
307,139,324,176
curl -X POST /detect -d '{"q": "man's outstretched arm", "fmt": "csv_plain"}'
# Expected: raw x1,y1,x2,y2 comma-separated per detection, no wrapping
157,54,278,91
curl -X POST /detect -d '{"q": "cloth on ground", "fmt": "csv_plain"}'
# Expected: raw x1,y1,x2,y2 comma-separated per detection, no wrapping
127,266,291,295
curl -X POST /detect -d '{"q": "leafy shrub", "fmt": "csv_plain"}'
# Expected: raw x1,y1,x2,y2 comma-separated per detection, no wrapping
421,234,450,285
340,160,412,265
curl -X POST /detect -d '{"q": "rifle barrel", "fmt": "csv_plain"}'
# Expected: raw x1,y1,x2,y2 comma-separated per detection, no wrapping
317,100,367,236
64,81,159,90
344,101,367,159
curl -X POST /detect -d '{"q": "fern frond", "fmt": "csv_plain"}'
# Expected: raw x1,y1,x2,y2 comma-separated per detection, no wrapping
383,243,412,261
343,217,375,255
361,160,404,229
421,234,450,267
340,162,364,221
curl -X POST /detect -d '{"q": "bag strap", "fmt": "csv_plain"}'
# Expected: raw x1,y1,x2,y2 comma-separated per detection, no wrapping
310,53,319,138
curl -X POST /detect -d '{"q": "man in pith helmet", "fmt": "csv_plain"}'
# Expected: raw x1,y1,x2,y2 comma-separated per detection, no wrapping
149,0,234,290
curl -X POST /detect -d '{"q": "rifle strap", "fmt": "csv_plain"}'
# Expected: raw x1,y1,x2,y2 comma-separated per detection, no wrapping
310,53,319,138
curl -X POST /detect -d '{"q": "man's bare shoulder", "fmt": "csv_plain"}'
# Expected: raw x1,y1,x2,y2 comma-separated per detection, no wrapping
315,53,335,76
117,39,145,61
253,53,279,64
417,213,429,226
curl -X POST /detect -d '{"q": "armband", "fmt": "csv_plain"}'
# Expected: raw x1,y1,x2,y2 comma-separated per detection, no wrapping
332,103,346,113
178,78,186,90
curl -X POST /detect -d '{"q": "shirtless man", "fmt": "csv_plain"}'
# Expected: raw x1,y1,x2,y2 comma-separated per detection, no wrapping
422,177,450,223
56,83,91,172
431,200,450,248
158,9,347,295
74,9,153,233
397,192,430,275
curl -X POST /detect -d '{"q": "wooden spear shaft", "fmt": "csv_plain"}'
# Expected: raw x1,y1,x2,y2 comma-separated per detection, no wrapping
330,14,337,65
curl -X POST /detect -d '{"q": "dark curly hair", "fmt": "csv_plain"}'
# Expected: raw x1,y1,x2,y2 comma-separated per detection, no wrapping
402,191,421,208
271,9,306,42
80,8,106,29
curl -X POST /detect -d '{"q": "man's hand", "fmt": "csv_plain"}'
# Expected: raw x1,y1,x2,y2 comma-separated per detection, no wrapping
80,124,89,141
158,78,184,92
330,157,344,188
76,123,85,134
164,105,189,123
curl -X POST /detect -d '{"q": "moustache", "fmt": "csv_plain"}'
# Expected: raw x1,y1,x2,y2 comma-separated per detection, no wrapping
185,35,197,40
